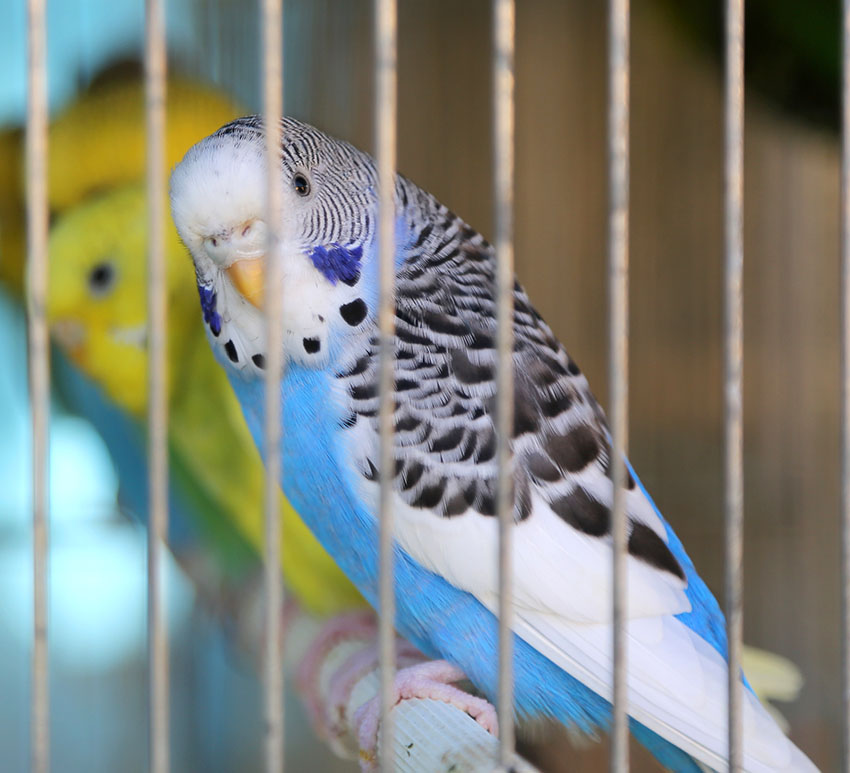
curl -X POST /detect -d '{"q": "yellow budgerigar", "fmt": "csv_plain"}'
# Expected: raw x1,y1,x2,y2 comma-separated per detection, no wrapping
48,183,364,616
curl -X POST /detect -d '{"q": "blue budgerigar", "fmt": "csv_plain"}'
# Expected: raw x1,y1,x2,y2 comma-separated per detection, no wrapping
170,116,817,772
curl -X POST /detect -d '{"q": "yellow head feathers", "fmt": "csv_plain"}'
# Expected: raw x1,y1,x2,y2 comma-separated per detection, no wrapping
47,76,242,212
47,184,196,416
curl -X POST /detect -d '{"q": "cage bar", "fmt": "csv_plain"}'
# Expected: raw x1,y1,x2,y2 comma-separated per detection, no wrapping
491,0,516,767
841,1,850,770
607,0,630,770
261,0,285,771
26,0,50,771
723,0,745,770
374,0,398,766
144,0,170,771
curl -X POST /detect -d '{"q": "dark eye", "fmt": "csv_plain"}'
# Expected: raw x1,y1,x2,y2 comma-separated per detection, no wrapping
88,261,116,295
293,173,311,197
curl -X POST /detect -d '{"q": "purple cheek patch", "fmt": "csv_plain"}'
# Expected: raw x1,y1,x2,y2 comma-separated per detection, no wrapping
197,283,222,337
308,244,363,286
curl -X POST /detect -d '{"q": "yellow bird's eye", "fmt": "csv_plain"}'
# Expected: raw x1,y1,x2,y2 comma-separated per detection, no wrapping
88,261,116,297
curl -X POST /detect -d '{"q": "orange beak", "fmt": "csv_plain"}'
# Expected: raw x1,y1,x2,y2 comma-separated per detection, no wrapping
226,258,265,309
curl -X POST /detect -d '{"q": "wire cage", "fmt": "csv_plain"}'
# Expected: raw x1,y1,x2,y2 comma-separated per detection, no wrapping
0,0,845,770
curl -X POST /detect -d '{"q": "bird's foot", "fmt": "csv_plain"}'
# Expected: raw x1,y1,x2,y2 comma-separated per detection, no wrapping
322,637,423,755
293,611,498,767
294,609,379,739
352,659,499,771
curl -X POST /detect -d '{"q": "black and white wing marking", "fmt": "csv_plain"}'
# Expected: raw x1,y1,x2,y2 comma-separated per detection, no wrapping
336,212,685,598
334,211,811,772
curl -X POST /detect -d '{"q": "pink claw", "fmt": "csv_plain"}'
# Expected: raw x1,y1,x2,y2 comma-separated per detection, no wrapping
325,639,424,741
294,610,378,737
325,639,425,748
353,660,499,771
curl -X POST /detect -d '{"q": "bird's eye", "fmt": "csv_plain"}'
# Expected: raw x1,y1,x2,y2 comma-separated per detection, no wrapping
88,261,116,296
293,173,311,197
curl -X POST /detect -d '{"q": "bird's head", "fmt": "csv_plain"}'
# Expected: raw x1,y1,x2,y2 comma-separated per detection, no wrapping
47,184,196,416
170,116,396,379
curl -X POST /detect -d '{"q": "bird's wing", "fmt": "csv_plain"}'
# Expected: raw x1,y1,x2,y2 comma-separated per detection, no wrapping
335,220,815,772
340,224,696,625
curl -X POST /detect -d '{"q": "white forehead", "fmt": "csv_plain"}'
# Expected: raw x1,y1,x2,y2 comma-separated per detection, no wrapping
170,135,267,244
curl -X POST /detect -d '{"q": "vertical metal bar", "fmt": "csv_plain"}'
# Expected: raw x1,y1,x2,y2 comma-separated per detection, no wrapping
375,0,398,767
492,0,516,767
841,1,850,771
261,0,285,771
607,0,630,770
26,0,49,771
145,0,169,771
723,0,745,770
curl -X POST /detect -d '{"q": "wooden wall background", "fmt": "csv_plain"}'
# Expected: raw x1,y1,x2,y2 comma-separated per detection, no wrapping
183,0,842,768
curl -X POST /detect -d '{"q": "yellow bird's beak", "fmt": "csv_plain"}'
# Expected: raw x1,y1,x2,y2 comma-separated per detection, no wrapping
227,258,265,309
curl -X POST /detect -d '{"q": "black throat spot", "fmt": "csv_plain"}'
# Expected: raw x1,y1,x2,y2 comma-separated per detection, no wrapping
340,298,368,327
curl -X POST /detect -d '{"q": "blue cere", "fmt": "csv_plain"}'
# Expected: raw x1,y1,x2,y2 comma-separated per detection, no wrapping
308,244,363,285
197,283,222,336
